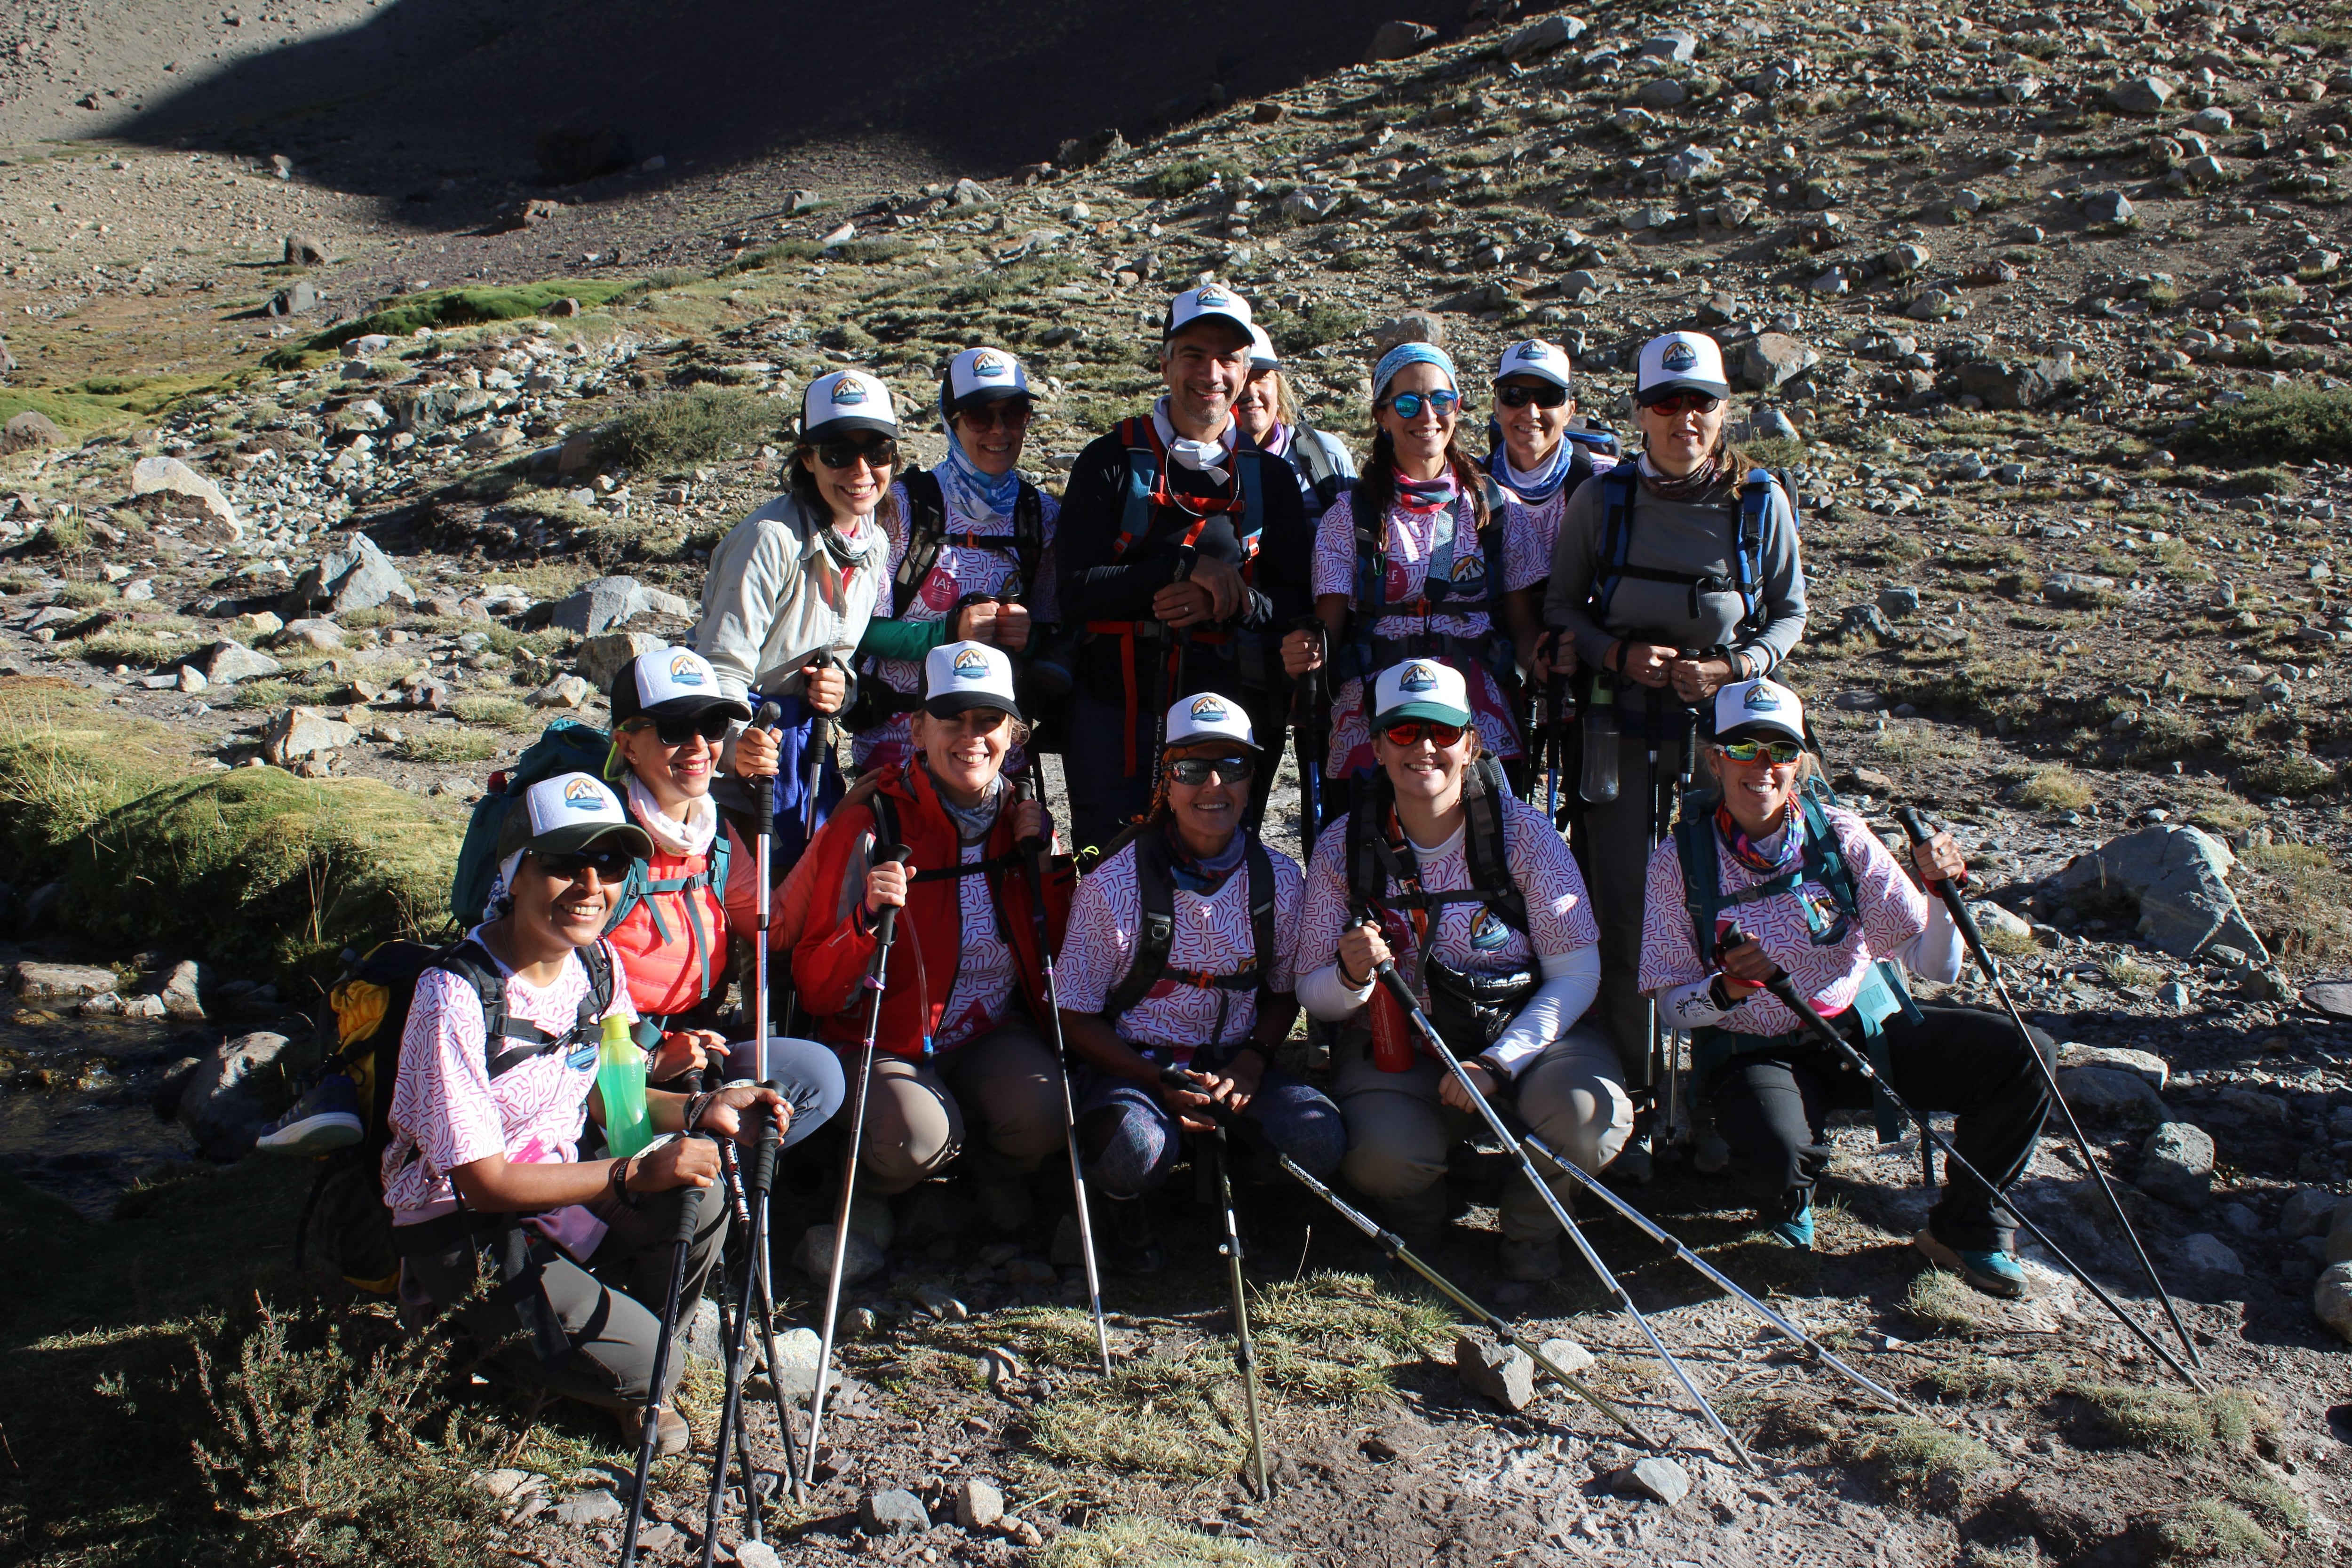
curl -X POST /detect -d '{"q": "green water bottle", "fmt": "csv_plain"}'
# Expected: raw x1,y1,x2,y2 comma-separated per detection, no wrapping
596,1012,653,1159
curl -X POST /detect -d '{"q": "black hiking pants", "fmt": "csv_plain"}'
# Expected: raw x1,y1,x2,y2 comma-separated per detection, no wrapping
1707,1004,2054,1254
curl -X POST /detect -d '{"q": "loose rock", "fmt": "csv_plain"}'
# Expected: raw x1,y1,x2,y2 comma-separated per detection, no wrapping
2317,1263,2352,1343
1610,1456,1692,1507
860,1488,930,1536
791,1223,885,1285
2138,1121,2216,1210
955,1478,1005,1530
16,962,119,1002
177,1031,294,1158
1454,1331,1537,1411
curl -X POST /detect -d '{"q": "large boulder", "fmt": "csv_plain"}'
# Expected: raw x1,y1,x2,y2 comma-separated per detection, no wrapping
2056,1065,2168,1124
285,533,415,617
262,706,358,766
2053,824,2267,962
177,1031,296,1158
2108,75,2175,114
552,576,652,637
196,640,284,685
1363,20,1438,63
1734,333,1819,392
2138,1121,2216,1210
130,455,242,539
2,411,63,454
1956,352,2075,410
16,962,119,1003
1507,15,1585,59
2315,1262,2352,1344
577,631,666,692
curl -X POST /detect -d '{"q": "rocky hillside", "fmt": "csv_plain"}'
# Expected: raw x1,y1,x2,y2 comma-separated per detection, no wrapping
5,3,2352,1566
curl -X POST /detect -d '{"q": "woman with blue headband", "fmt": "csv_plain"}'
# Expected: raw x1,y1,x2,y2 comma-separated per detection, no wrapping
1279,340,1543,828
848,347,1063,773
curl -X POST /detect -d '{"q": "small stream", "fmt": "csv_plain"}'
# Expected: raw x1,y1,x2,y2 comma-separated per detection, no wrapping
0,1009,203,1218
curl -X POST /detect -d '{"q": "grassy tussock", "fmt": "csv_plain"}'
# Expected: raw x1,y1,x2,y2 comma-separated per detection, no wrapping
2146,1498,2280,1562
596,385,788,473
2013,764,2094,813
0,677,191,862
2181,385,2352,466
2068,1382,2272,1455
1838,1414,2000,1502
1042,1516,1291,1568
1900,1270,1989,1337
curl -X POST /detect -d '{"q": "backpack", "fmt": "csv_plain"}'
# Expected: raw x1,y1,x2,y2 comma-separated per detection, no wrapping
893,470,1047,614
1345,756,1536,1052
1289,426,1354,518
1588,462,1797,636
1334,478,1515,687
1562,422,1623,461
1099,829,1279,1050
294,938,617,1295
1107,414,1269,568
450,720,613,926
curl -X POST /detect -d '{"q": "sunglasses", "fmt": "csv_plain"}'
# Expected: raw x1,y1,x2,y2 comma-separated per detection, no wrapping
1645,392,1722,417
1495,383,1571,410
1382,720,1466,749
1718,739,1804,765
956,402,1032,430
931,706,1010,735
535,844,636,882
1167,754,1257,787
1380,389,1461,421
816,436,898,471
628,712,732,747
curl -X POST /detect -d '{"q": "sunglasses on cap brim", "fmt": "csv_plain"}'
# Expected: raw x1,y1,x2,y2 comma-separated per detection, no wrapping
815,435,899,470
1495,383,1571,409
1166,753,1257,786
627,711,733,746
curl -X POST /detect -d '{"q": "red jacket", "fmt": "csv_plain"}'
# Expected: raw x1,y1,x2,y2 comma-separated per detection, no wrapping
791,763,1071,1058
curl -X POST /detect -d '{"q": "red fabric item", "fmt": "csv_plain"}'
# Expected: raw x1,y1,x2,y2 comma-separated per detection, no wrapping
789,762,1072,1058
605,830,738,1020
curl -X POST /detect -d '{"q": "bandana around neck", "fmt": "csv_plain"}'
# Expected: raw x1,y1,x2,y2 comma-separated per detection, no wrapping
627,774,716,860
1152,397,1236,485
1638,449,1722,503
1161,818,1248,895
1394,463,1461,512
1716,800,1802,878
926,762,1005,843
1487,415,1573,504
939,425,1023,522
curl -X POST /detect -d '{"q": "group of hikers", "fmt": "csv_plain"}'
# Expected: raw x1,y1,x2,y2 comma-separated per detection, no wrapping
267,284,2113,1505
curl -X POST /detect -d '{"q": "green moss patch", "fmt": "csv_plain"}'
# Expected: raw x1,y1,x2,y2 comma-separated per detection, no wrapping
270,279,635,364
2180,386,2352,466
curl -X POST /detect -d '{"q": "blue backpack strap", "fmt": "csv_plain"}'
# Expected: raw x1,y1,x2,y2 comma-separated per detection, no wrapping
1342,486,1385,684
1732,470,1777,635
1674,810,1722,962
1112,416,1160,562
1588,460,1641,627
1796,794,1859,920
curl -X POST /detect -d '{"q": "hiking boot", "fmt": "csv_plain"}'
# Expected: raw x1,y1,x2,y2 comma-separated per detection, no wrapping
975,1177,1034,1234
1765,1205,1814,1250
1500,1236,1562,1282
1103,1195,1165,1274
256,1072,364,1155
1913,1228,2029,1299
614,1403,690,1458
1613,1125,1655,1185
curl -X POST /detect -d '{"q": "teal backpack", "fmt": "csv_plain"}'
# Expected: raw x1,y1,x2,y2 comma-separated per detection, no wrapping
449,719,618,926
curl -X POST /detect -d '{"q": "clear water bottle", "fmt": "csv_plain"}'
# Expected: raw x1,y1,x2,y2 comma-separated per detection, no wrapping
1579,683,1621,804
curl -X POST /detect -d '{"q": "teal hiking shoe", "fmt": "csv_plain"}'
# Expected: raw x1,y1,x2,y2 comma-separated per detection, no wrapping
1913,1228,2029,1299
1765,1206,1814,1250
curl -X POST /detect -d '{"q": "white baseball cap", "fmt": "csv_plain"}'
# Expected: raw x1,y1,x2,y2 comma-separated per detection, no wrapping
803,368,898,441
1246,325,1279,370
1164,691,1259,751
1163,284,1255,344
496,771,652,863
1494,338,1573,390
1370,659,1473,728
922,639,1022,721
944,347,1031,415
1711,677,1806,746
610,645,752,725
1635,331,1731,406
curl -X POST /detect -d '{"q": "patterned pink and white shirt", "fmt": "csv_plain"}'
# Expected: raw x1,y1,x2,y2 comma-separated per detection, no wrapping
852,478,1062,771
1298,795,1599,1003
1311,492,1542,773
1500,485,1568,588
383,935,638,1220
1056,836,1304,1066
929,838,1022,1051
1638,805,1928,1036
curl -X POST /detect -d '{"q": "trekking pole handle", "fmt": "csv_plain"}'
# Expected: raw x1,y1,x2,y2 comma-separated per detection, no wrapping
1896,805,2002,980
1894,804,1972,891
752,701,784,827
671,1143,711,1246
747,1082,782,1196
870,843,910,949
1012,772,1048,860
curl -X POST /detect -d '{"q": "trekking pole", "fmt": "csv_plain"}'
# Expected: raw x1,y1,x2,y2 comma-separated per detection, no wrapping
740,1080,807,1515
699,1098,766,1567
800,659,838,847
1162,1066,1660,1447
619,1135,713,1568
751,701,782,1054
1543,641,1573,831
1291,616,1326,841
1726,923,2210,1392
1144,548,1197,795
1348,908,1755,1468
1013,771,1113,1376
1892,806,2204,1373
1210,1129,1271,1499
802,840,910,1488
1495,1108,1916,1415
